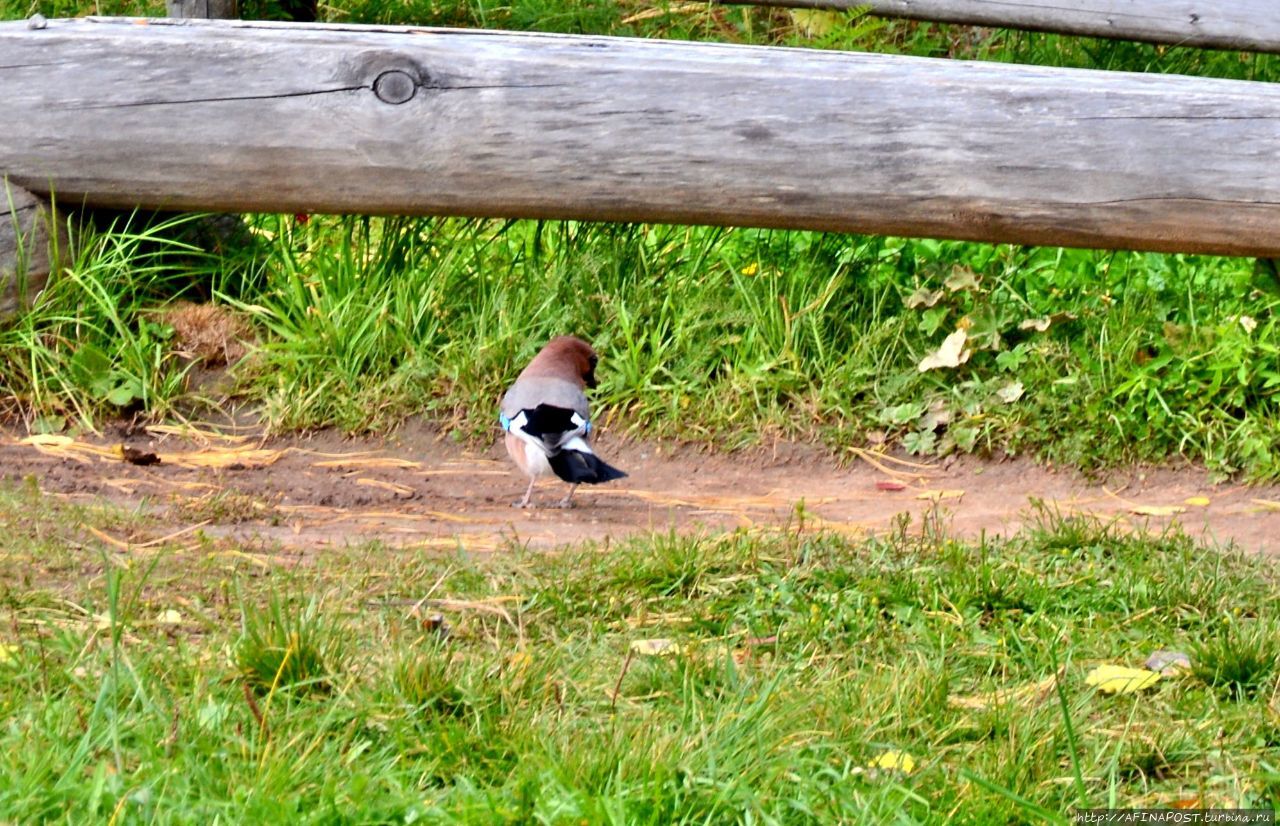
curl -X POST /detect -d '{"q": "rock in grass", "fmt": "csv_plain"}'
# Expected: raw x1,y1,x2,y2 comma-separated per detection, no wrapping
1145,650,1192,675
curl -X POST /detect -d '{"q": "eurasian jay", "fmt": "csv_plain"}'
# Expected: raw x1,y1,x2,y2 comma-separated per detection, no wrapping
500,335,627,508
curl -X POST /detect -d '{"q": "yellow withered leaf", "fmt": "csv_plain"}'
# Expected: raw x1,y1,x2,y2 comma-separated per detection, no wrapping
629,639,682,657
1184,497,1211,507
1085,665,1161,695
0,643,17,665
156,609,183,625
869,750,916,773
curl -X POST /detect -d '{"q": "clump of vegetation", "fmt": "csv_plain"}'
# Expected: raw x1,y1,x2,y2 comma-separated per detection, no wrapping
173,488,276,524
393,645,469,717
235,592,346,694
1191,618,1280,700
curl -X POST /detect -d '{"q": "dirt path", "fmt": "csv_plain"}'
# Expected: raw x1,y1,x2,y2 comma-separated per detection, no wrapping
4,422,1279,556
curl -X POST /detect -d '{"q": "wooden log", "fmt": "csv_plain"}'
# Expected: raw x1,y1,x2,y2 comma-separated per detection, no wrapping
725,1,1280,55
3,17,1280,257
166,0,238,18
1,180,64,324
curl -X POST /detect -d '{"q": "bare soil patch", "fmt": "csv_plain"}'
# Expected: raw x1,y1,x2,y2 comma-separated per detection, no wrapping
4,421,1279,556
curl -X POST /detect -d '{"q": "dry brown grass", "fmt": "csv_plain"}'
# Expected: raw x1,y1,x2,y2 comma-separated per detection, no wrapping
164,301,252,366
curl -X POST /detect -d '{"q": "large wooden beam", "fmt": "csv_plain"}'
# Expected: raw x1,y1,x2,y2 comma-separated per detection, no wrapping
3,18,1280,257
729,1,1280,55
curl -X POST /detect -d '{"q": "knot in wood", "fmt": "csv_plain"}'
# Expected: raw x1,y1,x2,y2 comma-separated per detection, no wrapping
372,70,417,105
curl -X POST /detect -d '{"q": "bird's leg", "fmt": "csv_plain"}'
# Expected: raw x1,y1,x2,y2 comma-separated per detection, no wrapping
514,477,537,509
555,484,578,509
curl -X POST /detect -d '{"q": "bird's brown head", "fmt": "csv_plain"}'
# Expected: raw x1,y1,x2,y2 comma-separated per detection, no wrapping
524,335,599,389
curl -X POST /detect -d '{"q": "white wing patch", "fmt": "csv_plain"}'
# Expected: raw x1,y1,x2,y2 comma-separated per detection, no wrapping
505,410,545,456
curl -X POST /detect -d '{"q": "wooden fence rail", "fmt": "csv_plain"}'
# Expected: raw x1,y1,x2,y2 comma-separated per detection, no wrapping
3,17,1280,257
722,0,1280,55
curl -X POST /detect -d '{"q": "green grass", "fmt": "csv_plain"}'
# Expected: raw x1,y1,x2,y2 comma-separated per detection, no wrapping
1,484,1278,822
4,5,1278,819
7,213,1280,479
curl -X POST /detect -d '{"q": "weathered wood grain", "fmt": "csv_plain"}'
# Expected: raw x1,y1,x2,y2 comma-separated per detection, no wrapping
0,181,63,323
727,0,1280,55
165,0,238,19
3,17,1280,256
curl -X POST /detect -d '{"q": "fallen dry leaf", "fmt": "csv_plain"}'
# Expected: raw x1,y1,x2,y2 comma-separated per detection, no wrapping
1019,312,1078,333
876,480,907,492
156,609,182,625
945,267,980,292
996,381,1024,404
1183,496,1210,507
905,287,943,309
1085,664,1161,695
868,750,916,773
917,329,971,372
630,639,682,657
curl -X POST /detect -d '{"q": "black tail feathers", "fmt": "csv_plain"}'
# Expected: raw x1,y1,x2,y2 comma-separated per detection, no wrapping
547,450,628,485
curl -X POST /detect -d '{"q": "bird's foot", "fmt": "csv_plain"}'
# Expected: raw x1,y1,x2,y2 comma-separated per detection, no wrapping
554,485,578,509
513,480,537,509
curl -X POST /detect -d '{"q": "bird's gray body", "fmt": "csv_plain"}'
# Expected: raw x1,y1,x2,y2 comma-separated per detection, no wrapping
501,376,589,421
